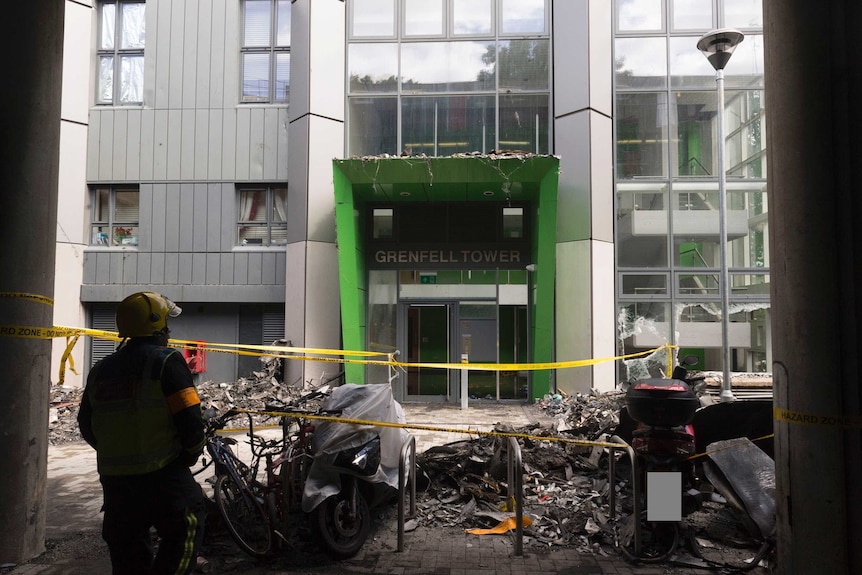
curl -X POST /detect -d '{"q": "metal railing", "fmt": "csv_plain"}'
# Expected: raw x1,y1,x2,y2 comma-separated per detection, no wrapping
609,435,641,556
397,433,417,552
506,437,524,556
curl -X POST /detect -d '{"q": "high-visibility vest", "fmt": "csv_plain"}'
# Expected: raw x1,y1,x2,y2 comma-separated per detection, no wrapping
88,347,183,476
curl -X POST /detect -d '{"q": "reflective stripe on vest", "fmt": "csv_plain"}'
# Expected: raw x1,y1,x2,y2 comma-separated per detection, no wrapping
90,347,183,475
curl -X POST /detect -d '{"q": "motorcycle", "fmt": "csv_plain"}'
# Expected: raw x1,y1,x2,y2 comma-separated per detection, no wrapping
301,383,408,558
621,354,705,562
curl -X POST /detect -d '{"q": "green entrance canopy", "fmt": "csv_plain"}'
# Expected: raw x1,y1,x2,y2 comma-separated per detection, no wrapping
332,155,560,399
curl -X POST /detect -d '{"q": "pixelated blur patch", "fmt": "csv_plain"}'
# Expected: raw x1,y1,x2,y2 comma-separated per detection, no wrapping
647,471,682,522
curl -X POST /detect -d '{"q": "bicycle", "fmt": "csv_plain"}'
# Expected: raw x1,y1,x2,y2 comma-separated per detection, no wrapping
197,407,283,557
197,388,331,558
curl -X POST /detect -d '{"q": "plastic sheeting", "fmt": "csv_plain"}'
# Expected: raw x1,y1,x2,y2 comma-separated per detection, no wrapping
302,383,408,512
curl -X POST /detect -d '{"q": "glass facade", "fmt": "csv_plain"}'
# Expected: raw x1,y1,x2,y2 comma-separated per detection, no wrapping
614,0,769,380
347,0,550,157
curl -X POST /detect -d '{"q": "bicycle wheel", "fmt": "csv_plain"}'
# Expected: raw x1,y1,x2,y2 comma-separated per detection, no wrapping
214,474,272,557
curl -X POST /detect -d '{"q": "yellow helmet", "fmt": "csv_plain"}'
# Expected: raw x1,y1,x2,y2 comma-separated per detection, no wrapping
116,292,182,338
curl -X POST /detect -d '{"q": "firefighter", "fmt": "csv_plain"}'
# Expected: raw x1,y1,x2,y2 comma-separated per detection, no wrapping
78,291,206,575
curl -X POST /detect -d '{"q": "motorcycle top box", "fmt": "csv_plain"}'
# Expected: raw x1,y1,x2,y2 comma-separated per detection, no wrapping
626,378,699,426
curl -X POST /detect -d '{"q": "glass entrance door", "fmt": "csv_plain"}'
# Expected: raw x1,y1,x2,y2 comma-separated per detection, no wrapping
405,304,451,399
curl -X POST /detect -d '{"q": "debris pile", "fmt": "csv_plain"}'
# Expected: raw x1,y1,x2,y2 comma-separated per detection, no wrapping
534,389,627,436
414,422,622,555
48,351,299,445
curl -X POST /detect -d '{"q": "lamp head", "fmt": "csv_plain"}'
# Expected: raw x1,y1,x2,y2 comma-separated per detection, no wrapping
697,28,744,71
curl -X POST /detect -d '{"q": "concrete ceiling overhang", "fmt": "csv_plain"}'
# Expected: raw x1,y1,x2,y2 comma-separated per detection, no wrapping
333,154,560,203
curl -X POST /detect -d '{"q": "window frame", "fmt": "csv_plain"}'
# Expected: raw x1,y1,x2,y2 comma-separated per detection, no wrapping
241,0,291,104
89,185,140,247
236,185,288,247
96,0,146,106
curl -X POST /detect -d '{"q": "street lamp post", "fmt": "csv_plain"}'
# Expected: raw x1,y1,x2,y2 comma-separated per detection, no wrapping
697,29,744,403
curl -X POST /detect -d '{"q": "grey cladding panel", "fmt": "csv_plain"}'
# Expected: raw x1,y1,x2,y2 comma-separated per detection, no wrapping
206,183,222,251
112,110,128,180
165,253,180,284
249,108,266,180
193,184,208,252
235,107,251,180
154,0,172,109
126,110,142,180
179,185,195,251
164,183,182,251
220,182,236,251
195,109,210,180
195,1,213,109
99,113,114,181
181,111,196,180
139,109,156,181
150,184,167,252
222,110,237,181
87,110,101,181
167,109,183,180
182,0,200,110
168,0,186,110
208,110,224,181
153,110,169,181
220,253,234,284
178,253,193,284
206,253,221,284
264,108,280,180
209,0,227,108
192,253,207,284
234,253,249,284
248,252,263,285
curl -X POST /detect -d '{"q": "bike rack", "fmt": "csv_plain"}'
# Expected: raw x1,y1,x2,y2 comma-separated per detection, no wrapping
506,437,524,556
397,433,417,552
608,435,641,556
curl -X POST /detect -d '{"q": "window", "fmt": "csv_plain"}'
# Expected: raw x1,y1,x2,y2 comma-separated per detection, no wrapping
90,186,140,246
237,186,287,245
97,1,146,105
242,0,291,103
347,0,551,157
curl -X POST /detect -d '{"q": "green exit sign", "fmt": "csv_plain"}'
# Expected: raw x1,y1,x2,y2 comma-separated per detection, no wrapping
420,274,437,284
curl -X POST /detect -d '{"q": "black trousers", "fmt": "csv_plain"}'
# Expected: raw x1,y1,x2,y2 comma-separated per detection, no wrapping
100,458,206,575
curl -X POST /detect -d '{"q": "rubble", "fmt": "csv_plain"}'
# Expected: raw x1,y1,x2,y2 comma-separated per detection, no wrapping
45,366,773,570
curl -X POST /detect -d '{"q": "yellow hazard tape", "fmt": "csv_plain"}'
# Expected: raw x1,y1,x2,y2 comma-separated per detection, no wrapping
0,292,54,306
238,408,626,449
2,322,677,378
773,407,862,429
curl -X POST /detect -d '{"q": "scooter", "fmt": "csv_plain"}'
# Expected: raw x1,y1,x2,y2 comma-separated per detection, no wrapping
301,383,408,558
621,354,705,562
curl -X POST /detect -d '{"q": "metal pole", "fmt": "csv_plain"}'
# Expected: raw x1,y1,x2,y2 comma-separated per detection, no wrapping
716,68,735,402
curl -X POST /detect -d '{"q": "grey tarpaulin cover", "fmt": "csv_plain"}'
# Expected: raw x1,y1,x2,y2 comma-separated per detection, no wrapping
302,383,408,512
704,437,775,539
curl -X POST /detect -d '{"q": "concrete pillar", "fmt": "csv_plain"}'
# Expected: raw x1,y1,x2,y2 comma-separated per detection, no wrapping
0,1,64,563
552,0,616,394
765,1,862,572
284,0,346,387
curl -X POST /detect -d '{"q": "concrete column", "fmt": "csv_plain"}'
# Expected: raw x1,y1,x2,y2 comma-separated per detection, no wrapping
552,0,616,394
284,0,346,387
0,1,64,563
765,1,862,572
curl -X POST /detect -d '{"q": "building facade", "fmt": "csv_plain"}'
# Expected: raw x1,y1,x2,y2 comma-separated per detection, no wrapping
51,0,767,401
